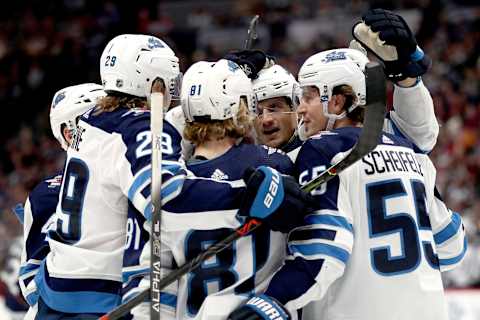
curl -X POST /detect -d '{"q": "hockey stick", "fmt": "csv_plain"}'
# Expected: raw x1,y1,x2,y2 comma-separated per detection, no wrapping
98,62,386,320
149,86,164,319
245,15,259,49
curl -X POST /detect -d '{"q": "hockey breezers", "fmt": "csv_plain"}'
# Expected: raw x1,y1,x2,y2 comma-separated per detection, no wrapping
99,62,386,320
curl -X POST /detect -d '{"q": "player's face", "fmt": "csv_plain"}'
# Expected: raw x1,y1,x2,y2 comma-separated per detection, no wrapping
254,97,297,148
297,86,328,138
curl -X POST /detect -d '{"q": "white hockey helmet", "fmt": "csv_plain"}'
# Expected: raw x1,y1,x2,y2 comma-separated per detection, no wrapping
100,34,181,103
298,48,367,109
50,83,106,150
181,59,256,122
253,64,301,109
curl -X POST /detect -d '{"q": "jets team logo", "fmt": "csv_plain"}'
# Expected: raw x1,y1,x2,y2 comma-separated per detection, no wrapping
321,51,347,63
147,37,164,49
52,91,66,108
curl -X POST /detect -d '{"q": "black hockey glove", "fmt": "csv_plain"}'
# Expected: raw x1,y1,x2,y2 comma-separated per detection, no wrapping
352,8,432,81
223,50,274,79
228,294,291,320
237,166,313,234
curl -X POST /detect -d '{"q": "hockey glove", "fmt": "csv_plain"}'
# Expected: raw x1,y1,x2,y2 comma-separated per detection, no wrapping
224,50,275,79
228,294,290,320
352,8,431,81
238,166,313,233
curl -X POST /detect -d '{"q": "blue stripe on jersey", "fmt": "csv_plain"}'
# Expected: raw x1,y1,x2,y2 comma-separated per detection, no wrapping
35,261,121,313
304,214,353,233
161,292,177,309
128,169,150,201
265,257,324,305
289,228,336,242
121,277,142,302
434,212,462,245
144,203,152,220
19,262,41,277
122,267,149,284
13,203,24,224
290,243,350,264
161,176,184,199
438,238,468,266
163,162,183,174
25,291,39,306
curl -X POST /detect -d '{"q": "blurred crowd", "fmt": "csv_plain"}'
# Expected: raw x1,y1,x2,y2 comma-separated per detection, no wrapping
0,0,479,302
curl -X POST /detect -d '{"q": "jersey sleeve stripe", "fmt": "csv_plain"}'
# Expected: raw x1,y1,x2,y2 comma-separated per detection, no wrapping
433,212,462,245
160,292,177,309
304,213,354,233
122,267,150,284
438,238,467,266
290,243,350,264
289,229,336,242
128,167,151,201
161,174,186,204
12,203,24,224
19,260,41,277
35,274,121,313
25,291,39,306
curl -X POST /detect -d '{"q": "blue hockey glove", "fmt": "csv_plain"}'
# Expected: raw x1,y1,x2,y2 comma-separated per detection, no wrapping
353,8,431,81
224,50,275,79
228,294,290,320
238,166,313,233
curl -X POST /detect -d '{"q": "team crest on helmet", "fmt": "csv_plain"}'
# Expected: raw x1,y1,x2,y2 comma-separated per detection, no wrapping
52,91,66,108
147,37,164,49
227,60,240,72
321,51,347,63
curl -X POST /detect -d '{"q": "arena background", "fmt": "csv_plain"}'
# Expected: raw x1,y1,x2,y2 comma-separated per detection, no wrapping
0,0,479,319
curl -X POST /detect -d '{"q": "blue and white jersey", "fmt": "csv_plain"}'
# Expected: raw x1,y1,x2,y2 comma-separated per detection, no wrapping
156,142,293,319
384,80,439,153
35,106,185,314
121,117,184,319
266,127,466,320
18,173,62,306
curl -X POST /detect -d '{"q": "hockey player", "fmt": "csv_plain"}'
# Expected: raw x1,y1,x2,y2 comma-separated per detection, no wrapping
29,34,186,319
17,83,106,317
147,58,312,320
229,10,467,320
228,33,439,160
252,65,303,157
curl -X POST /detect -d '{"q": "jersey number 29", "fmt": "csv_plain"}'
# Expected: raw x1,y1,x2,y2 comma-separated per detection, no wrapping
55,158,89,244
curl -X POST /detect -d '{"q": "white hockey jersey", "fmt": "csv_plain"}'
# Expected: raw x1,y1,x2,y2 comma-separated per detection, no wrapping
266,127,466,320
33,106,185,314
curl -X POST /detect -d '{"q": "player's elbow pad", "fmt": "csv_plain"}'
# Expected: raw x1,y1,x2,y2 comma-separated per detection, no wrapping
433,211,467,272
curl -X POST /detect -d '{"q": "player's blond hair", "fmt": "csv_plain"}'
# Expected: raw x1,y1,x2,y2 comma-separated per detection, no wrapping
95,80,166,114
95,95,147,114
184,98,252,146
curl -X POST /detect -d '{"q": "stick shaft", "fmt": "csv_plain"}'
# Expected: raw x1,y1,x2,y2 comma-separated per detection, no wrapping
150,92,164,320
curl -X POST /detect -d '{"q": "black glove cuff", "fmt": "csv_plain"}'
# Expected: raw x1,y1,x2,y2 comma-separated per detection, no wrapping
384,54,431,81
